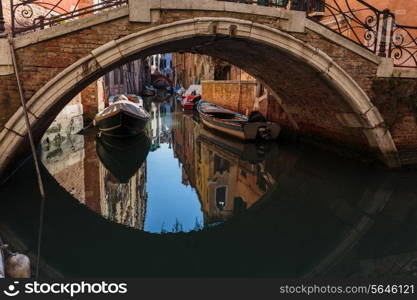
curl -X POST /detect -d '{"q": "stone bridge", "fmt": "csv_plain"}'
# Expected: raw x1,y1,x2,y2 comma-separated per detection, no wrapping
0,0,416,179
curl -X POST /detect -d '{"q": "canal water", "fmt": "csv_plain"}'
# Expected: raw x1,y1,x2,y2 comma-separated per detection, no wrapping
0,97,417,278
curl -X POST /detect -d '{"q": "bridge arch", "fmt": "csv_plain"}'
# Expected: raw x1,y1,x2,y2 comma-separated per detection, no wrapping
0,17,399,173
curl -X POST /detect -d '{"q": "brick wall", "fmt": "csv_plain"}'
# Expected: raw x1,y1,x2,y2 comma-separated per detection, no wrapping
202,80,257,115
0,9,416,167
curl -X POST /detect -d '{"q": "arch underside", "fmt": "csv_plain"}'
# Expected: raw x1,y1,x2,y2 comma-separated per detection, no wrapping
0,18,400,178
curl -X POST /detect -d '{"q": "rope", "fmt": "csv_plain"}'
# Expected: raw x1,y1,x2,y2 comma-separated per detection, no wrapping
8,37,46,280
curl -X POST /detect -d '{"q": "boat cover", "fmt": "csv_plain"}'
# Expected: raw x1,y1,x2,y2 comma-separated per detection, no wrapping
199,101,248,120
184,84,202,96
95,100,150,121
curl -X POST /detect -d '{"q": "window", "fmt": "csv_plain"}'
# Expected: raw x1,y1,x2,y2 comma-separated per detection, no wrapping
214,155,230,174
215,186,227,210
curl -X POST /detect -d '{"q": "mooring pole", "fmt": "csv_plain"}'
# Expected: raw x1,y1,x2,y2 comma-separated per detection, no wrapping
8,37,46,279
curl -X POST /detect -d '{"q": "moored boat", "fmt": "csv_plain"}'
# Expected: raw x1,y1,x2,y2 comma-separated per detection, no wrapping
94,94,150,137
182,94,201,110
181,84,202,110
142,85,156,96
126,94,144,107
197,100,280,141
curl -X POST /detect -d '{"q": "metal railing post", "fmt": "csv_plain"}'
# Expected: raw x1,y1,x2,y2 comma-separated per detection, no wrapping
378,9,390,57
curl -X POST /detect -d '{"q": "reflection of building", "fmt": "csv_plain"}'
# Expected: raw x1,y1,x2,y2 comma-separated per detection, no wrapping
195,136,271,224
41,122,148,230
149,99,173,151
172,108,275,225
40,113,85,201
100,162,148,230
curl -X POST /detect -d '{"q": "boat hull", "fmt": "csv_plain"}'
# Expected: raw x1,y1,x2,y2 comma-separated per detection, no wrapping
182,101,195,110
200,114,245,139
95,111,149,137
198,101,281,141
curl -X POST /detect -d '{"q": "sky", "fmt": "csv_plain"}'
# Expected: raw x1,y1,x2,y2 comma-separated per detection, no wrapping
144,143,203,233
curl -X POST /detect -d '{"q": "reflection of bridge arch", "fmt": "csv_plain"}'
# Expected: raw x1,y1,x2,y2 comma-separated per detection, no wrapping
0,140,405,277
0,15,401,179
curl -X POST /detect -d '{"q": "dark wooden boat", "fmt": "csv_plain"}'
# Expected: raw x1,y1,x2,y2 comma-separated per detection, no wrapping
197,100,280,141
96,133,151,183
181,84,202,110
142,85,156,96
182,94,201,110
94,95,150,137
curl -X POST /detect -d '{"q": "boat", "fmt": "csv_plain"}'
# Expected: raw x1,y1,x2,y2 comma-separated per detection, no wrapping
174,86,185,96
93,94,150,137
181,84,202,110
126,94,144,107
142,85,156,96
182,94,201,110
165,86,174,94
96,133,151,183
153,79,169,89
183,84,201,98
197,100,281,141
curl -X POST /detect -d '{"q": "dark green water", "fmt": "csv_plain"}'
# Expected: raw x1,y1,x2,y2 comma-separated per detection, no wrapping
1,98,417,278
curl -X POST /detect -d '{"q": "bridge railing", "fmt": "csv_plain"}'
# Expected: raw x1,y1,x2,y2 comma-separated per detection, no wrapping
0,0,416,68
223,0,417,69
318,0,417,69
7,0,127,36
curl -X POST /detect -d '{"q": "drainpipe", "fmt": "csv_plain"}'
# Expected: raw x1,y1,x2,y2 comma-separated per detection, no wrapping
238,68,242,115
0,0,6,38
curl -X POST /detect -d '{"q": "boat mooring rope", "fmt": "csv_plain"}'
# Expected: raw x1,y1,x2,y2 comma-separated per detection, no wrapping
8,37,46,279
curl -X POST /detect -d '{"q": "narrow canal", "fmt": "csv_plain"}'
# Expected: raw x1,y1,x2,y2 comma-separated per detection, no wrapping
1,96,417,278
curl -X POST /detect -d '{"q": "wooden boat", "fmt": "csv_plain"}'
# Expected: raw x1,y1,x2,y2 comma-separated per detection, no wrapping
181,84,202,110
94,94,150,137
142,85,156,96
182,94,201,110
126,94,144,107
197,100,280,141
96,133,151,183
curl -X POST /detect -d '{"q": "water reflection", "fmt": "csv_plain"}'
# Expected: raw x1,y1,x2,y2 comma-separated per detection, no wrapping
1,96,417,278
38,97,273,233
97,134,150,230
172,112,277,225
96,134,150,184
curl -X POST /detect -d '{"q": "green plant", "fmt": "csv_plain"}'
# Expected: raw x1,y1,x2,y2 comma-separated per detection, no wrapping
371,77,417,132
